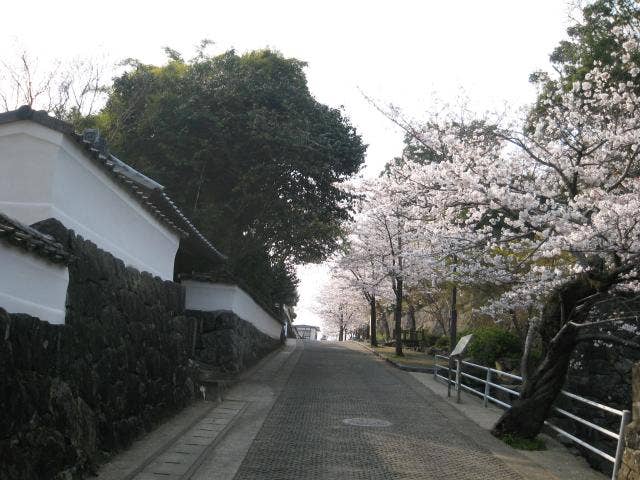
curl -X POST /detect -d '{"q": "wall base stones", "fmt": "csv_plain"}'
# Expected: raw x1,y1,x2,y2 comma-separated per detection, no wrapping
618,363,640,479
190,310,281,376
0,219,282,479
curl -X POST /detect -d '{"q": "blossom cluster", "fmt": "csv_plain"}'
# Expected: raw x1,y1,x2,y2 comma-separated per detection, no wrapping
323,24,640,320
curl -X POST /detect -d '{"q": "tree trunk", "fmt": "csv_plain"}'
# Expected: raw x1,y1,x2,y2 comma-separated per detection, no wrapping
395,277,404,356
510,309,523,341
370,294,378,347
492,322,578,438
492,277,597,438
436,312,448,337
448,281,458,386
339,313,344,341
449,282,457,351
379,306,390,340
408,301,416,348
449,256,458,352
520,318,538,384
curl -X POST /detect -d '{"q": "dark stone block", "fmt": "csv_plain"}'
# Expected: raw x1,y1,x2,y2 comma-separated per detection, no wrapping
1,221,279,479
0,223,199,479
561,326,640,475
188,310,280,375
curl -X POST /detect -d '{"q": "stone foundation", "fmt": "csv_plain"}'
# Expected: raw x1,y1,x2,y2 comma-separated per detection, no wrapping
191,309,281,375
618,363,640,479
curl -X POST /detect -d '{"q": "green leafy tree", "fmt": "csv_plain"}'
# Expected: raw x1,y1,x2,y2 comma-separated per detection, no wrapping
90,48,366,307
549,0,639,84
529,0,640,121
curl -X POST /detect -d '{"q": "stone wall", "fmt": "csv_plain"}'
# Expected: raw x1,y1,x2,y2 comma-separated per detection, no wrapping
0,219,281,480
0,219,195,480
618,363,640,479
558,328,640,474
191,310,281,376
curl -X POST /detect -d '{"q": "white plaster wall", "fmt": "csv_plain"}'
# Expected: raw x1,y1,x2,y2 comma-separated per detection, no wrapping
0,121,180,280
0,243,68,324
182,281,283,339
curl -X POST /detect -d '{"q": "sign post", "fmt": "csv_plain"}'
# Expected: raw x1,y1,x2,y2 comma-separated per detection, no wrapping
450,334,473,404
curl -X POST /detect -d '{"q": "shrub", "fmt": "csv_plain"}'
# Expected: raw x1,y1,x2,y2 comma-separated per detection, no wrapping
422,333,440,347
434,335,450,350
467,326,521,367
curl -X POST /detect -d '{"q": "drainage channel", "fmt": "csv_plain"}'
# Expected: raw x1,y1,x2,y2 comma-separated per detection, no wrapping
126,400,248,480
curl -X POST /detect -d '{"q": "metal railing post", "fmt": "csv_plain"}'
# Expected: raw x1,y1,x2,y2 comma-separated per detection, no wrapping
436,356,627,471
447,357,452,398
483,369,491,407
455,358,462,403
612,409,631,480
433,354,437,380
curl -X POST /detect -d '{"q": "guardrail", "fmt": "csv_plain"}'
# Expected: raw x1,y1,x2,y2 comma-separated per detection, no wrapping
434,354,631,480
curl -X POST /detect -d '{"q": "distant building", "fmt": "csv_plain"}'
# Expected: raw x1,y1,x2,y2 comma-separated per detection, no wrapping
295,324,321,340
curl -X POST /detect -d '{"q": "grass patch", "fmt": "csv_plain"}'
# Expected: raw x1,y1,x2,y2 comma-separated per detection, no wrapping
368,344,435,368
501,434,547,451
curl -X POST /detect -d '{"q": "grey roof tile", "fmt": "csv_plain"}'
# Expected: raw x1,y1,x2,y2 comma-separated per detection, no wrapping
0,213,71,265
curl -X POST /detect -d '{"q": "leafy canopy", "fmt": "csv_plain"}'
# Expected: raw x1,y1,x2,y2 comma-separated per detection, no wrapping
89,48,366,307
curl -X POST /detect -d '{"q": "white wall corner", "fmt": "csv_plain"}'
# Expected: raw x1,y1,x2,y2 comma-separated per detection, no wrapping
182,280,282,339
0,243,68,324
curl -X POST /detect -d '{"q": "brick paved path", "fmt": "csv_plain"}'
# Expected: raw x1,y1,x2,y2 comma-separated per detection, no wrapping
233,341,526,480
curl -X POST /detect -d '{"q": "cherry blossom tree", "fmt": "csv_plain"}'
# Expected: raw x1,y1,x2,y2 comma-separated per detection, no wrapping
348,176,425,355
332,173,445,352
315,272,366,341
336,228,390,347
382,24,640,438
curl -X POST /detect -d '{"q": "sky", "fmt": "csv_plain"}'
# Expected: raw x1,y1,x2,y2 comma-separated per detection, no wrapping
1,0,573,331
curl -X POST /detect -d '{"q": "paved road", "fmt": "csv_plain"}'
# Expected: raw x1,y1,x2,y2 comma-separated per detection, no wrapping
232,341,530,480
98,340,556,480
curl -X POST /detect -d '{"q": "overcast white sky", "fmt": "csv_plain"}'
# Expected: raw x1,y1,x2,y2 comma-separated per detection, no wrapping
1,0,573,331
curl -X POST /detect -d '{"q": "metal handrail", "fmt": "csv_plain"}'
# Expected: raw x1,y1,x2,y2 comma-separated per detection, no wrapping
560,390,625,416
432,354,631,480
552,407,620,440
544,421,616,463
461,359,522,380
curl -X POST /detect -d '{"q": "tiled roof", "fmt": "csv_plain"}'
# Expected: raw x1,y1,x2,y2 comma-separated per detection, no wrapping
0,213,71,265
0,106,225,263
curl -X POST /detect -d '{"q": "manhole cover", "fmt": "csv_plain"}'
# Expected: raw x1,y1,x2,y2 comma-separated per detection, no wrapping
342,417,392,427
